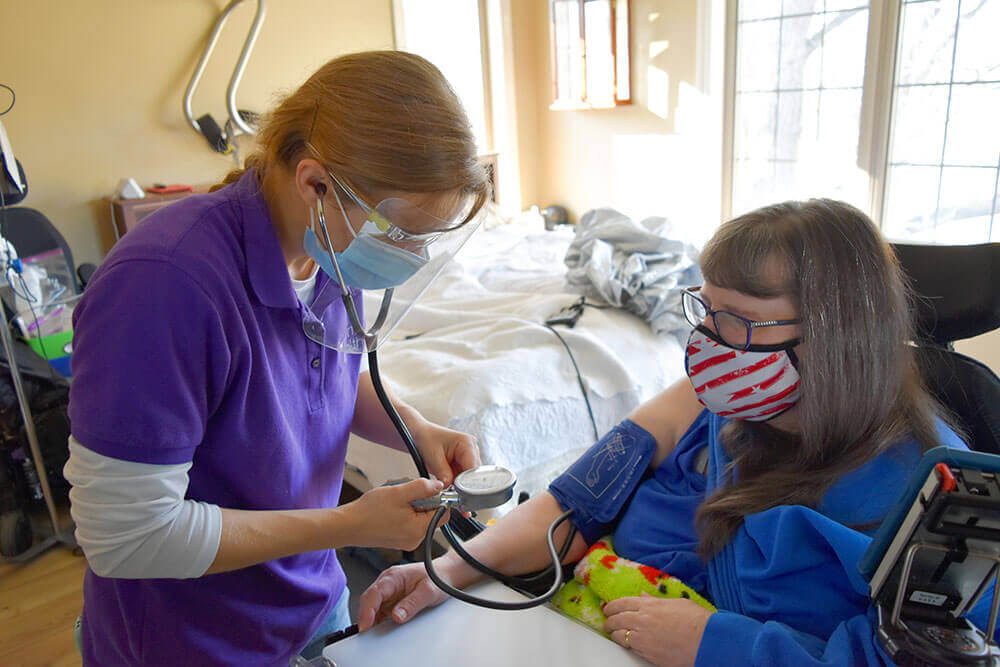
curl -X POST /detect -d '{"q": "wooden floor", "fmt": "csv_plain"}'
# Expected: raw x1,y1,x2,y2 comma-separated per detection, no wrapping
0,488,378,664
0,545,86,666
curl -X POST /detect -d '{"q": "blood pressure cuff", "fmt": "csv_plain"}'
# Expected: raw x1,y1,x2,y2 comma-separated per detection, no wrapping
548,420,657,544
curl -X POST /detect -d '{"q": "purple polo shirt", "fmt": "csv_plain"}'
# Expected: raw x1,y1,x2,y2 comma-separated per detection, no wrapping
69,170,362,665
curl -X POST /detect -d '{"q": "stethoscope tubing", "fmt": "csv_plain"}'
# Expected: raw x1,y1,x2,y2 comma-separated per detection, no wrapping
367,349,576,609
422,504,575,610
315,188,577,609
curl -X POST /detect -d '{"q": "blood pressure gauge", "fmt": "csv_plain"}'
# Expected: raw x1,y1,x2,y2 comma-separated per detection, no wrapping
409,465,517,512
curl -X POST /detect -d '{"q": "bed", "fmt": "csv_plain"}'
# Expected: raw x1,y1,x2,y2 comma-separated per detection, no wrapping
344,213,692,515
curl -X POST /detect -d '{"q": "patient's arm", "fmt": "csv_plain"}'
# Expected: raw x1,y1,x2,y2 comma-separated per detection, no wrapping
358,491,586,630
628,376,703,469
441,491,588,579
358,379,699,630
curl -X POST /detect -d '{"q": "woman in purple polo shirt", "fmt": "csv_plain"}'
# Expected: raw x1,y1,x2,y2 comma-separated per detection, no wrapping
63,51,492,665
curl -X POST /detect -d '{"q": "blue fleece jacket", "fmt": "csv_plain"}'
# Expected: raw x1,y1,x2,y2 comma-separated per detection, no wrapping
600,409,971,665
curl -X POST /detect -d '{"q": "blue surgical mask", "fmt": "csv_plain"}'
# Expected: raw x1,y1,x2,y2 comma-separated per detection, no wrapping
304,223,427,291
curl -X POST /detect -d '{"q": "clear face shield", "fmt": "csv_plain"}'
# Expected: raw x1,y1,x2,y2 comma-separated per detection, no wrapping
302,174,483,353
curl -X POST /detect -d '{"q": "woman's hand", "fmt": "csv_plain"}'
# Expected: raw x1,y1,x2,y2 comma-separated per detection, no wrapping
604,593,712,666
340,478,447,551
411,420,481,487
356,561,452,631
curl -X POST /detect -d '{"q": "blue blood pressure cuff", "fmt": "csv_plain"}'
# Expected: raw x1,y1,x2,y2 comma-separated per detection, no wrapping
548,419,657,544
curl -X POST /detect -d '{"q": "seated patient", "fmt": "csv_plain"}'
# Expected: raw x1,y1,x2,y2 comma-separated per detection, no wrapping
358,199,981,665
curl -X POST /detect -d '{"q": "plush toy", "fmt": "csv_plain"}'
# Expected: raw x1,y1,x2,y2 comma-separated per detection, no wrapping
552,536,716,635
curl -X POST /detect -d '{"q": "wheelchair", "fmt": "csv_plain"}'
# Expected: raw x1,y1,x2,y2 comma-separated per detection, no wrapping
861,242,1000,666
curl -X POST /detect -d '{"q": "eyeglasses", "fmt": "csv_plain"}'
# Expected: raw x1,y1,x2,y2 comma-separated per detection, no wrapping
330,174,461,250
681,286,801,351
307,142,472,252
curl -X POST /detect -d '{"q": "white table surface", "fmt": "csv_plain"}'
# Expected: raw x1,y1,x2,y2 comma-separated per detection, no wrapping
323,579,648,666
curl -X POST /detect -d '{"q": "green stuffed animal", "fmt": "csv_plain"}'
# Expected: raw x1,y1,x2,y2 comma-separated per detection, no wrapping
552,536,716,635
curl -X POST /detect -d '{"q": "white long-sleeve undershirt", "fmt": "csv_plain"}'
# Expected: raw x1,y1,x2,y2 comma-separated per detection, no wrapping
63,436,222,579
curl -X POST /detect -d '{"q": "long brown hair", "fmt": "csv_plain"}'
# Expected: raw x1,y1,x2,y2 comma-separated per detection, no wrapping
212,51,490,220
694,199,946,558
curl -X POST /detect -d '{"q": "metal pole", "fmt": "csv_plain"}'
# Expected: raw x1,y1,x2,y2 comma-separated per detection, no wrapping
985,564,1000,640
225,0,266,136
0,304,70,545
183,0,266,137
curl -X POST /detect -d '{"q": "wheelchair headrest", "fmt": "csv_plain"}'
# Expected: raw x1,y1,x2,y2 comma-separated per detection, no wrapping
2,206,63,254
891,242,1000,346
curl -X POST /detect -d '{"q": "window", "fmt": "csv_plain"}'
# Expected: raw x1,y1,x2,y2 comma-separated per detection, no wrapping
393,0,523,213
393,0,491,151
726,0,999,243
729,0,872,216
882,0,999,243
550,0,631,109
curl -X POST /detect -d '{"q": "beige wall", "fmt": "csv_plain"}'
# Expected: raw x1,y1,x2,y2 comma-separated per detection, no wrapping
957,332,1000,375
0,0,394,265
511,0,724,246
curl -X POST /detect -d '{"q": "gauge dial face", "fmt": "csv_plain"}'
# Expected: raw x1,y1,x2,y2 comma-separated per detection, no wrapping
455,465,516,495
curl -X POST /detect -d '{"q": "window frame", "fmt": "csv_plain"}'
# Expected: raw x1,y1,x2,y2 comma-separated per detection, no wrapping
721,0,994,240
392,0,496,152
548,0,633,110
392,0,514,209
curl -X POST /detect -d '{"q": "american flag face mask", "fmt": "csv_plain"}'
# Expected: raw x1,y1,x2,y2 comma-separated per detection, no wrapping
684,326,801,422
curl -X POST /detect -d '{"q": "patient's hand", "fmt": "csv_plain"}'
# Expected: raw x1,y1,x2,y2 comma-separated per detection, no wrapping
357,562,450,632
603,592,711,666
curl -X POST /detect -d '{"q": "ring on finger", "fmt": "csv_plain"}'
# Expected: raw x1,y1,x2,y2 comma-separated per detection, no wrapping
625,629,633,649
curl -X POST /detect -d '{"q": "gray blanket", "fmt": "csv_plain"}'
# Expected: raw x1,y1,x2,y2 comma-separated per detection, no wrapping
564,208,702,338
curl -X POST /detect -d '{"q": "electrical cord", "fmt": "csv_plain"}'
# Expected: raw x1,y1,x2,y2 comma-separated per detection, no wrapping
542,322,599,441
396,305,602,442
483,312,601,442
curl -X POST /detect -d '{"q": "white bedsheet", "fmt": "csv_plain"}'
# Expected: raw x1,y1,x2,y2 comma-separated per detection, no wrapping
345,218,687,505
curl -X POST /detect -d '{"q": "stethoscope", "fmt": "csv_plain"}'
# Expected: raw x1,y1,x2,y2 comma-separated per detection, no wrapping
311,186,577,611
